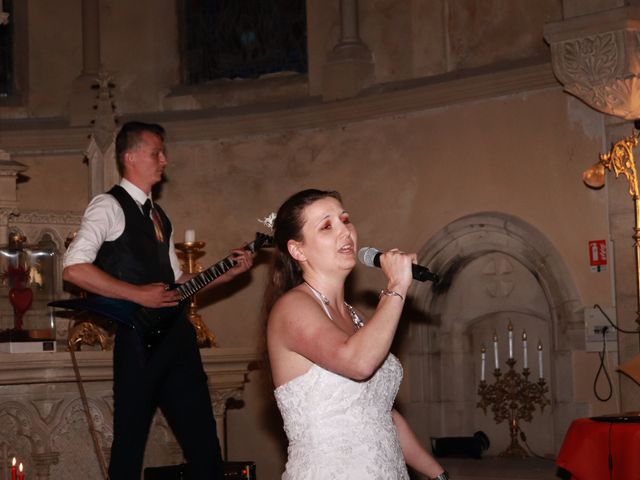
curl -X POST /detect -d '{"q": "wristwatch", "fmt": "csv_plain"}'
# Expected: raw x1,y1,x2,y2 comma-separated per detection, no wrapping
431,471,450,480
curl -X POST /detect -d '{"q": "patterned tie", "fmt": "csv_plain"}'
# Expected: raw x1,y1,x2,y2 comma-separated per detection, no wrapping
143,199,165,243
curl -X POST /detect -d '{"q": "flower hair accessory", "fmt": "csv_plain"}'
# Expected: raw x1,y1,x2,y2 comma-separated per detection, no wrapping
258,212,277,232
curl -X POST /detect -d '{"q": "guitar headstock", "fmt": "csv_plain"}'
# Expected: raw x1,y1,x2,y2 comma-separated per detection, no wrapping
246,232,274,253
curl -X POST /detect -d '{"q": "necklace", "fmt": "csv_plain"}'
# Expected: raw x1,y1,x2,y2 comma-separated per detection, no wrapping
303,280,329,305
303,281,364,330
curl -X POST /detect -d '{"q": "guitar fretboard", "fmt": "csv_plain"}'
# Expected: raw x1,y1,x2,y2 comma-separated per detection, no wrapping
176,256,237,301
173,233,272,302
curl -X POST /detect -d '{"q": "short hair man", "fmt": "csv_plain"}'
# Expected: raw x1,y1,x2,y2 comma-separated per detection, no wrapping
63,121,253,479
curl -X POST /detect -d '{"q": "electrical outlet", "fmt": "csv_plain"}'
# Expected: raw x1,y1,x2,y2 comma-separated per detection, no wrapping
584,306,618,352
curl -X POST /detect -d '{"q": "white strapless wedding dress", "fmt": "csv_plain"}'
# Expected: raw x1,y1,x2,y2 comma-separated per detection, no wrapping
274,289,410,479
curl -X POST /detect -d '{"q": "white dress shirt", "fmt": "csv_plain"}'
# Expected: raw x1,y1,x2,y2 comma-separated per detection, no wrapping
63,178,183,281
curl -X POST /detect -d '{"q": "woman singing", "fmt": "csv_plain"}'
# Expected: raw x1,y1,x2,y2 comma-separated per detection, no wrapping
265,189,448,480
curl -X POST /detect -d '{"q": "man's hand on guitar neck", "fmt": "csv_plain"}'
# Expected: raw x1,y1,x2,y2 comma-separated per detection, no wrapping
225,247,254,279
177,247,254,287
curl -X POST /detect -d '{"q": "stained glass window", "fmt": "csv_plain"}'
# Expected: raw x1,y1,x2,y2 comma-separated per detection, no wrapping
180,0,307,85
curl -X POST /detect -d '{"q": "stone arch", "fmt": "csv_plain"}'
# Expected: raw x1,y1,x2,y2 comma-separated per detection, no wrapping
403,211,586,454
49,397,112,479
0,400,50,455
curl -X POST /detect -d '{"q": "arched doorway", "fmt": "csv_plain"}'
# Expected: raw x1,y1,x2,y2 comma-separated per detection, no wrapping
397,212,586,455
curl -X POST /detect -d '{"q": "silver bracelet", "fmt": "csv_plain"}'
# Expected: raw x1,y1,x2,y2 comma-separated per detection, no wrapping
379,288,404,301
431,471,450,480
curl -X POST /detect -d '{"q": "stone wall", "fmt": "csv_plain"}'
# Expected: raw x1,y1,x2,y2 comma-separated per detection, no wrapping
1,0,635,478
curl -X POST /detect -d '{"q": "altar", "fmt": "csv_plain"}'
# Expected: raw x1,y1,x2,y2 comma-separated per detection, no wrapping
0,347,256,479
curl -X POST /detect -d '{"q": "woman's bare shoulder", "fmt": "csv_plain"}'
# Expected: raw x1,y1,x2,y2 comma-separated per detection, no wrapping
270,287,316,323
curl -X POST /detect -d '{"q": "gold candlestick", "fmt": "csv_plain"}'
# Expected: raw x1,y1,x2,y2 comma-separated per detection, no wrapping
477,357,550,457
584,130,640,326
175,240,216,347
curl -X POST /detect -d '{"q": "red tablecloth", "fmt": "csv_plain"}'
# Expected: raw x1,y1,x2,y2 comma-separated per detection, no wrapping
556,418,640,480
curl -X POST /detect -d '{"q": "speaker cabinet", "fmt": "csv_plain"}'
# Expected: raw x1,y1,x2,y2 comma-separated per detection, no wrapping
144,461,256,479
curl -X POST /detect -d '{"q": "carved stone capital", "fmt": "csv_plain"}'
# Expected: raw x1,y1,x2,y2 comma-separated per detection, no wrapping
32,451,60,478
545,6,640,119
211,388,244,417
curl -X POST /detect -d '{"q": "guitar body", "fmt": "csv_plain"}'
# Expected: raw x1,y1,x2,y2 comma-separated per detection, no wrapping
49,295,184,330
50,232,273,351
49,295,187,349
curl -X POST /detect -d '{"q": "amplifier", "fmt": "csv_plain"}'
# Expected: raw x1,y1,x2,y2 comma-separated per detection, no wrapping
144,461,256,479
590,412,640,423
224,461,256,479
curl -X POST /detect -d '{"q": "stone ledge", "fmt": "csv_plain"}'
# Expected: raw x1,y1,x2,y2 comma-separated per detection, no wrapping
0,62,558,154
0,346,257,387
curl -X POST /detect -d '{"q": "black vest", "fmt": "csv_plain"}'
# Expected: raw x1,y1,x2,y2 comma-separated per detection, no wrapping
94,185,175,285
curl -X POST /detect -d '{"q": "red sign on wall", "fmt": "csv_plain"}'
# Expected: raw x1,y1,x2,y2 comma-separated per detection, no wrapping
589,240,607,272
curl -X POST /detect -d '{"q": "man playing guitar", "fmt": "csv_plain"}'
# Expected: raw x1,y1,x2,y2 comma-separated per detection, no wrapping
63,121,253,480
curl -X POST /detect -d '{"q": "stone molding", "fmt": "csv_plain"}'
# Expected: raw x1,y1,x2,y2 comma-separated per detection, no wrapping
0,62,558,154
8,209,83,254
9,209,83,226
0,347,256,479
545,6,640,119
0,347,256,386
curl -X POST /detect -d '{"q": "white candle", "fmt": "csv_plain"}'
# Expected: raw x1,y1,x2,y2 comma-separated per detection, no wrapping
508,321,513,359
493,331,499,369
480,345,486,381
185,229,196,243
522,330,528,369
537,340,543,378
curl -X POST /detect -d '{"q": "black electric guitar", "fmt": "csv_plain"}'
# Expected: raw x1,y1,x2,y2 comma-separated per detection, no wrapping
49,232,273,349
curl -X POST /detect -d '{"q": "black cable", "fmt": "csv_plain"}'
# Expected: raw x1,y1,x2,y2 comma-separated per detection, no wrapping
593,302,640,359
517,425,555,461
593,304,639,334
594,326,613,402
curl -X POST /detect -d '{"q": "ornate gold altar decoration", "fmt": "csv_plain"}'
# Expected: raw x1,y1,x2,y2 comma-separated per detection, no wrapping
67,314,113,351
175,240,216,347
477,327,550,457
63,232,114,351
583,130,640,326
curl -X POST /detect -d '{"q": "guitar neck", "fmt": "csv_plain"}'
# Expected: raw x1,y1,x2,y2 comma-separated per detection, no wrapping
176,255,237,301
175,237,266,301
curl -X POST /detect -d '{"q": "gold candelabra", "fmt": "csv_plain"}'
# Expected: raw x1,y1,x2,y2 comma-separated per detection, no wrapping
583,130,640,326
477,326,550,457
175,240,216,347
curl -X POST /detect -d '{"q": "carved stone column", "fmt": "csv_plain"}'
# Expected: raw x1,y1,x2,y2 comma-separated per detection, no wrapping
544,6,640,119
546,5,640,411
69,0,102,126
32,452,60,480
0,150,25,209
0,150,25,242
85,71,118,199
322,0,374,101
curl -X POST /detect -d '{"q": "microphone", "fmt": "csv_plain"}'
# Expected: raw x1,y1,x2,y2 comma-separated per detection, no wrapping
358,247,439,283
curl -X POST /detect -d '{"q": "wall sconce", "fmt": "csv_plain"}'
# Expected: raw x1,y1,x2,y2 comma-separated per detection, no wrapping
583,125,640,327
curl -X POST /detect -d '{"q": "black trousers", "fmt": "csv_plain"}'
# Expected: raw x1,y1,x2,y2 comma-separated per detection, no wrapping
108,316,224,480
